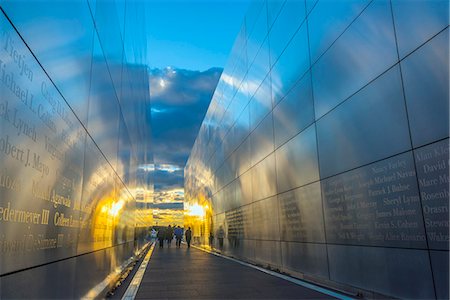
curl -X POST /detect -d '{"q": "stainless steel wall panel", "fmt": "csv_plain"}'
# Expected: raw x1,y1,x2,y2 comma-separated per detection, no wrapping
267,0,285,29
322,152,427,248
252,196,279,240
233,89,250,131
236,169,253,206
228,145,238,180
278,182,325,243
0,255,77,298
87,35,119,170
270,24,310,106
430,250,449,299
401,29,449,147
247,40,270,102
235,136,251,176
246,2,268,67
222,130,233,160
251,153,277,202
254,240,282,268
77,138,115,254
317,66,410,178
0,0,151,296
225,204,253,241
250,112,274,166
273,72,314,148
1,0,94,124
213,190,225,215
414,139,449,250
281,241,329,279
233,239,256,262
222,180,237,212
115,0,126,39
117,114,132,184
391,0,448,59
234,56,248,94
249,75,272,131
312,0,397,119
234,104,250,150
307,0,370,64
214,139,225,172
305,0,318,15
185,1,448,298
94,0,125,100
1,14,85,274
328,244,435,299
268,0,306,68
275,125,319,193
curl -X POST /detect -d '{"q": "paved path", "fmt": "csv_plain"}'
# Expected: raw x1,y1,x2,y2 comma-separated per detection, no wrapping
135,243,336,299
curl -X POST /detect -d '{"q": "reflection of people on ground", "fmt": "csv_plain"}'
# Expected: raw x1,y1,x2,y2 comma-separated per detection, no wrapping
217,226,224,249
157,228,165,248
185,227,192,248
174,226,183,248
166,225,173,247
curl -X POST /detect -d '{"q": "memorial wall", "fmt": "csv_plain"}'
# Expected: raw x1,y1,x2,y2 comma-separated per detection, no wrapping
185,0,449,298
0,0,153,298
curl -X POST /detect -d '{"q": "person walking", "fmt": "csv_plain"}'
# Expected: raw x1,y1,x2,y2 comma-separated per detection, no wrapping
209,231,214,247
185,227,192,248
166,225,174,247
174,226,183,248
157,228,165,248
150,228,157,242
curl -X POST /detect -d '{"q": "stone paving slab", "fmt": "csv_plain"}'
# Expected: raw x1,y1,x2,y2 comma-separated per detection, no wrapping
135,243,336,300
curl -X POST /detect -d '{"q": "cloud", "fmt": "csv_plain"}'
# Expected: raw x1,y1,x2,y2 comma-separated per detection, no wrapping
150,67,222,105
149,67,222,193
152,168,184,190
153,187,184,202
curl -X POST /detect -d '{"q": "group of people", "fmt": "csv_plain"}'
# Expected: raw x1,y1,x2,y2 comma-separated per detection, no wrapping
156,225,192,248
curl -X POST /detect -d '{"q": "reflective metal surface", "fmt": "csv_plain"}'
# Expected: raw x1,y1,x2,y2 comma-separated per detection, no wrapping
316,66,410,178
270,23,309,106
312,0,398,119
185,0,449,298
273,72,314,148
0,1,153,298
401,28,449,147
275,125,319,193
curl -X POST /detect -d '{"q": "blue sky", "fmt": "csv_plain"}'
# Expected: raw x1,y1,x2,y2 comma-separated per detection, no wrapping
147,0,250,205
147,0,250,70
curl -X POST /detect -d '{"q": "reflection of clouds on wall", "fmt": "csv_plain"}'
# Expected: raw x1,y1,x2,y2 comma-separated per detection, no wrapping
149,67,222,195
152,208,184,227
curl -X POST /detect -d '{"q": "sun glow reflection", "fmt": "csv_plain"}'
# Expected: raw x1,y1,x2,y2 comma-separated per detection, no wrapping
109,200,125,217
186,203,205,217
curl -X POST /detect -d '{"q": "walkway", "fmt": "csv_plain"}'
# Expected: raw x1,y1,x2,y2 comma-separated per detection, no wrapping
133,243,339,299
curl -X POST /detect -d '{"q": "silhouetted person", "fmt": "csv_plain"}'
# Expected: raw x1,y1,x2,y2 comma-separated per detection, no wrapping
174,226,183,248
166,225,174,247
185,227,192,248
157,228,165,248
209,231,214,246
